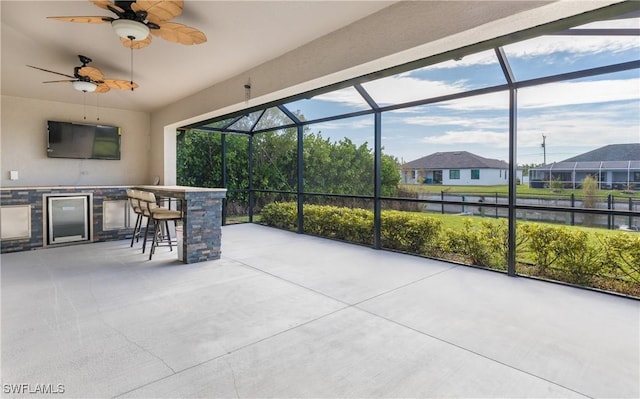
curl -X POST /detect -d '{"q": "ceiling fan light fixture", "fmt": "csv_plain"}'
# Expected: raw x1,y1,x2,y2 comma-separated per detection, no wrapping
72,80,97,92
111,19,149,41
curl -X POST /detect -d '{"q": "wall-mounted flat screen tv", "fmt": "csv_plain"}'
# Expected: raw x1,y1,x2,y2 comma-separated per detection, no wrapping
47,121,121,160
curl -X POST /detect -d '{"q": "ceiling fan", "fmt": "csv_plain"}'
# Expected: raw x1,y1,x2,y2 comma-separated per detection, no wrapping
27,55,138,93
47,0,207,49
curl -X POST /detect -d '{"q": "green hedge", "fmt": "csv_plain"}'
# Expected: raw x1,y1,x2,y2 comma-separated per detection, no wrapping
380,210,442,254
441,219,510,270
260,202,640,296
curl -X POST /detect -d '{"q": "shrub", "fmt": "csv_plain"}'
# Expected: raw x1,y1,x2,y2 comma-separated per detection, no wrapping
519,223,564,272
442,219,506,270
261,202,442,251
553,229,604,285
520,223,605,284
549,178,564,193
310,205,373,244
601,233,640,283
380,211,441,254
261,202,297,230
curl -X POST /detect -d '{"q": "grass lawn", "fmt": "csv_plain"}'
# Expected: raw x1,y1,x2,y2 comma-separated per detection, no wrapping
400,184,640,199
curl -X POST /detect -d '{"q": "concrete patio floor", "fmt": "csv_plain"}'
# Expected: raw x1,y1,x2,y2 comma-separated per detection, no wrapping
1,223,638,398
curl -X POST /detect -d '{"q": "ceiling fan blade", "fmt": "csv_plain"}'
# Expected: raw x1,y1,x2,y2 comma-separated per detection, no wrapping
103,79,139,90
47,16,113,24
91,0,125,14
132,0,183,21
120,35,152,49
78,66,105,81
42,80,76,83
27,65,75,79
152,22,206,45
94,83,111,93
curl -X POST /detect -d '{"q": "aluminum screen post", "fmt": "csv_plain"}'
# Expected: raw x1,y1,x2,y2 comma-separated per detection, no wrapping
497,46,518,277
374,112,382,249
248,134,254,223
297,124,304,234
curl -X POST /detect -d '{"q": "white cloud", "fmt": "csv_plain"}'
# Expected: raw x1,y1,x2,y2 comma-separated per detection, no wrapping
318,76,640,113
504,35,639,59
418,49,499,70
403,115,507,130
313,87,369,109
384,102,638,163
437,91,509,111
360,76,467,105
517,108,640,148
421,130,509,147
430,79,640,111
518,79,640,108
316,74,471,107
313,117,373,132
316,65,638,114
580,18,640,30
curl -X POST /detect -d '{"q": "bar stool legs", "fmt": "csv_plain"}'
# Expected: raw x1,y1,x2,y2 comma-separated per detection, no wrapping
130,211,142,247
126,188,144,248
142,216,153,253
149,219,176,260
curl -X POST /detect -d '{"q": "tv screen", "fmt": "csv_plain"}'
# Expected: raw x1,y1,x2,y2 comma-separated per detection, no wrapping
47,121,121,160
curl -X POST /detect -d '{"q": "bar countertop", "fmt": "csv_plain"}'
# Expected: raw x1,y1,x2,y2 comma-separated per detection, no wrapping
134,185,227,193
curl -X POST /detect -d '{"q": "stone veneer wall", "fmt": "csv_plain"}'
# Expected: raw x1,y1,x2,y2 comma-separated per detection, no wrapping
135,186,225,263
1,187,132,253
183,190,224,263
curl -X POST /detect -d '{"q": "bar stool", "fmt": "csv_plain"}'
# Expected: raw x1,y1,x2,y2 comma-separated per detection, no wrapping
126,189,144,247
137,190,182,260
137,190,161,254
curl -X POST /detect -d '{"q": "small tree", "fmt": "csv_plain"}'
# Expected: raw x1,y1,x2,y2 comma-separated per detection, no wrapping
549,177,564,193
582,174,598,227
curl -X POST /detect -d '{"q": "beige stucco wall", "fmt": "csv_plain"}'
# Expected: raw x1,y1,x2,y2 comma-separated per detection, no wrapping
148,0,624,185
0,95,151,187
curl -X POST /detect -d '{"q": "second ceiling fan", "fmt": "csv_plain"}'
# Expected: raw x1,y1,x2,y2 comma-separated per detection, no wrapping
28,55,138,93
48,0,207,49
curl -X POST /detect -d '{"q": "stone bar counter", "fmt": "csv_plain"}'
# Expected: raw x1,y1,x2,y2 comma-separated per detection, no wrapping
135,185,227,264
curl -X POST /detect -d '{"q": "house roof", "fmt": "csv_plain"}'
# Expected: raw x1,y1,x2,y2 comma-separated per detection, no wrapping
531,144,640,171
402,151,508,170
562,143,640,162
532,161,640,171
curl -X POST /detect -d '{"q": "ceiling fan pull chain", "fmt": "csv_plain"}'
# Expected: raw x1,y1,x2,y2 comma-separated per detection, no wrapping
96,93,100,121
83,92,87,120
245,78,252,104
130,39,134,91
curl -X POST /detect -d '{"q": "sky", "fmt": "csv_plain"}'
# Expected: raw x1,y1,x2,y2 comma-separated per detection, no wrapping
282,17,640,165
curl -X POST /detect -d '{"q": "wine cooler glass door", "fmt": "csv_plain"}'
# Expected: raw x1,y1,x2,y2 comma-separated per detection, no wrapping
47,196,89,244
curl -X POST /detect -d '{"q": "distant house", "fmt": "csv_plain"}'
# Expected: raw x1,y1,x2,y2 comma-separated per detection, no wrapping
401,151,521,186
529,143,640,189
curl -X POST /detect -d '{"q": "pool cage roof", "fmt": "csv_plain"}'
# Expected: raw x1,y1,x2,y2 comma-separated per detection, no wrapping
182,2,640,136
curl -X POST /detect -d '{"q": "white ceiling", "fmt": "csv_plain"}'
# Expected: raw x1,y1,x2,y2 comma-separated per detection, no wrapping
1,1,396,112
